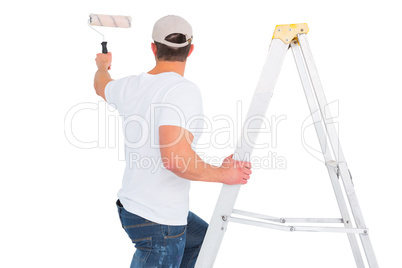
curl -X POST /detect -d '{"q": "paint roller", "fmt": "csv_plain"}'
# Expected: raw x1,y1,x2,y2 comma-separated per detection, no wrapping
88,13,132,53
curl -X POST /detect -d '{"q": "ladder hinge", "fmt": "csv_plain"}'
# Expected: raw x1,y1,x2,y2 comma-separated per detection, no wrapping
272,23,309,44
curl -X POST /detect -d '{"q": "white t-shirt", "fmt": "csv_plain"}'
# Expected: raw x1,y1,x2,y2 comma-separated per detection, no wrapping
105,72,203,225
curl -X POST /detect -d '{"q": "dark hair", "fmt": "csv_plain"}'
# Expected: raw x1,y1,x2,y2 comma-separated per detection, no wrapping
155,33,192,62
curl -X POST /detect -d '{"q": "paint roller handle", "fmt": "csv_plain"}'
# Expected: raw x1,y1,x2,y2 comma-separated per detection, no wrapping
101,41,108,54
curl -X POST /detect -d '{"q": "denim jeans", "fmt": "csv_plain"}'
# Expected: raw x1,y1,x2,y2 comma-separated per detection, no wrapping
117,200,208,268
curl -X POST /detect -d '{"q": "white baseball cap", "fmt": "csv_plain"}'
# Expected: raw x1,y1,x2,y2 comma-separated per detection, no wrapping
152,15,193,48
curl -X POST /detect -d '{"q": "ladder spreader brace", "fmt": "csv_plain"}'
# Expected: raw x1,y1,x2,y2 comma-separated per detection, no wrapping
195,24,379,267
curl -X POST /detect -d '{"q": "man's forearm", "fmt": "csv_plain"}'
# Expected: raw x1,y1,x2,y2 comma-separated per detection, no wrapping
159,125,251,185
94,68,112,101
164,150,224,183
94,52,113,101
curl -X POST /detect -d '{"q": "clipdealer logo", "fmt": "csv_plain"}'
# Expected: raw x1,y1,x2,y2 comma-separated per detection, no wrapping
64,100,288,169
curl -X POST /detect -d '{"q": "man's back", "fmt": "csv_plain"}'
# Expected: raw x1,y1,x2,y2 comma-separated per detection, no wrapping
106,72,203,226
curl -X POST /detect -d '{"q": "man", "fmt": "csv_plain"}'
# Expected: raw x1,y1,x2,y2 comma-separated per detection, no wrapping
94,15,252,267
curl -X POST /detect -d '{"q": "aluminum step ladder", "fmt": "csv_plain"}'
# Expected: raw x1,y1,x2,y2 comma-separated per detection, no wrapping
195,23,378,268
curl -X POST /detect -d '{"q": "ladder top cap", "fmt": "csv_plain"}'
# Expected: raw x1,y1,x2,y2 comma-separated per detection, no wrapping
272,23,309,44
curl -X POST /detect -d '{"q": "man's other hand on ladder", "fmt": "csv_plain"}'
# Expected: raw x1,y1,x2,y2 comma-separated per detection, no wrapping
220,154,252,185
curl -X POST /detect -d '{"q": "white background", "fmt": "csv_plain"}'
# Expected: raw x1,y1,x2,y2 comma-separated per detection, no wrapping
1,0,401,267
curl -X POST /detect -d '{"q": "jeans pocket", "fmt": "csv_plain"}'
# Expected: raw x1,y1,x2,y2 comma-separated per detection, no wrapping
162,225,187,239
118,209,157,249
123,224,155,264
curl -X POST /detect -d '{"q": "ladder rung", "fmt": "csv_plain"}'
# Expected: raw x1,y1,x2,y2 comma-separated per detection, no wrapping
282,218,343,224
294,225,368,234
226,215,367,234
232,209,343,224
232,209,281,222
227,215,291,232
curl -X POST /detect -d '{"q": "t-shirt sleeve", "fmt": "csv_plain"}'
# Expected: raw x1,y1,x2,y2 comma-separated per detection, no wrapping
157,83,204,139
104,76,131,107
104,80,116,104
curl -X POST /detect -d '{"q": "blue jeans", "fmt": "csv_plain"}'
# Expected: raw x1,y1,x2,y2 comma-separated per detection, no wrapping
117,200,208,268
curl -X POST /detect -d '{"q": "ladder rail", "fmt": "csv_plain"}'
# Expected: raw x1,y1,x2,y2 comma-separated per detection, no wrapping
298,34,379,267
290,39,365,267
